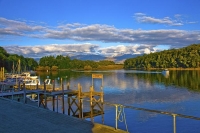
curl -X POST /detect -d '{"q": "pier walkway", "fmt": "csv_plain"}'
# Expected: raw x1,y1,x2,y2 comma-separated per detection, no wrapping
0,98,127,133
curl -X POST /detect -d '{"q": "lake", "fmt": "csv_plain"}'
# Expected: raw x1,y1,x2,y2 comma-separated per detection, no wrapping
37,69,200,133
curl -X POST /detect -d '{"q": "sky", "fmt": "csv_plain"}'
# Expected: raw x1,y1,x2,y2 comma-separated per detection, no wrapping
0,0,200,59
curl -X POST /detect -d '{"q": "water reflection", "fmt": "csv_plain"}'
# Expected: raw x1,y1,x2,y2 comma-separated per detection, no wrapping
36,70,200,112
36,70,200,132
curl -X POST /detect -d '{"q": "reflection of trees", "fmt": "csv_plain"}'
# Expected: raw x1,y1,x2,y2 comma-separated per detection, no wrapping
36,70,200,92
125,70,200,92
170,70,200,91
37,70,90,80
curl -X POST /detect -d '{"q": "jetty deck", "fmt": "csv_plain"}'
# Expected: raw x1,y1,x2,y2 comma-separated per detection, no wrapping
0,98,127,133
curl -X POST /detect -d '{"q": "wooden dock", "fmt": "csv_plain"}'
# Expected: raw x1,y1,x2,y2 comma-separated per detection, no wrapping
0,73,128,132
0,84,105,119
0,98,127,133
1,74,105,120
1,83,103,114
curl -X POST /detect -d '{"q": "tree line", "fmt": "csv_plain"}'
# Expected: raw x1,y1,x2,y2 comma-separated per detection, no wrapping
0,47,122,72
0,47,38,72
37,55,122,71
124,44,200,69
2,43,199,72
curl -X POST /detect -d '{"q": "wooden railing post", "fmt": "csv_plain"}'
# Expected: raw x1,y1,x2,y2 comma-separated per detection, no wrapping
52,80,55,111
44,81,47,109
23,83,26,104
62,83,65,114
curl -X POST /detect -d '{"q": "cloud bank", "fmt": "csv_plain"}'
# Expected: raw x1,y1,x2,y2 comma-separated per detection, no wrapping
3,44,158,58
1,15,200,59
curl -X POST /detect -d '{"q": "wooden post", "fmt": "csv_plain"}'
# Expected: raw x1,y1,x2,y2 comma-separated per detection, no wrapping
0,67,1,81
11,87,14,101
17,59,20,74
44,81,47,109
90,86,94,122
37,83,40,107
18,81,20,91
0,84,3,93
3,67,4,81
36,82,39,90
68,95,71,115
52,80,55,111
67,82,70,90
60,78,62,89
0,67,2,81
0,67,4,81
62,83,65,114
78,83,82,118
23,83,26,104
101,92,104,124
57,95,58,113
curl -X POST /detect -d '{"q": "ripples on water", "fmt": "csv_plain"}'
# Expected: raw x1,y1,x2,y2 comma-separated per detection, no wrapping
40,70,200,133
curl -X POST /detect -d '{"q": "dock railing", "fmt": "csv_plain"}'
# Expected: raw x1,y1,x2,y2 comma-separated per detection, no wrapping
76,98,200,133
1,82,200,133
110,103,200,133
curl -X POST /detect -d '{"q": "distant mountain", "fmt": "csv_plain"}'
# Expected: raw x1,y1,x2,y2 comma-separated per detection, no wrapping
69,54,142,63
33,53,142,63
70,54,106,61
33,58,41,63
113,54,142,63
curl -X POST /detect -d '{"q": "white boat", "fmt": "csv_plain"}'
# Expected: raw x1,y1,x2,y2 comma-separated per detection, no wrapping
162,69,169,77
162,69,169,73
23,78,51,86
4,72,38,83
23,78,40,85
20,72,38,79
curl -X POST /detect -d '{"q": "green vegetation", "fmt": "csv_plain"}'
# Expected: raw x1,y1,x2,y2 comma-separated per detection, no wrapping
0,47,123,72
0,47,38,72
124,44,200,69
37,55,123,71
3,43,200,72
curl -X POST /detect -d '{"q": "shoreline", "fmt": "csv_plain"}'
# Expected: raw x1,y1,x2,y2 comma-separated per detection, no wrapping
146,68,200,70
128,68,200,71
36,67,200,72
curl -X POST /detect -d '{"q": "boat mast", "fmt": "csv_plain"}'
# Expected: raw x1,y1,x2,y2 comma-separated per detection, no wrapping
12,61,15,74
18,59,21,74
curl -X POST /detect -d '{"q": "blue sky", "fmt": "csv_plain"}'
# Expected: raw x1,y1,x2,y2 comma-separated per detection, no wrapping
0,0,200,59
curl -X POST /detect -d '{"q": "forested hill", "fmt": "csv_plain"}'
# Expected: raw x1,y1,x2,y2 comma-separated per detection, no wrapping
124,44,200,69
0,47,38,72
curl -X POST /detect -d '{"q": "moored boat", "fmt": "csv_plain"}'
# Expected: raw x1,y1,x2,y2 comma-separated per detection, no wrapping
161,69,169,78
23,78,51,86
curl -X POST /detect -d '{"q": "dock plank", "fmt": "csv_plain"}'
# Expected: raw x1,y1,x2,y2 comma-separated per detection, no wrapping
0,98,127,133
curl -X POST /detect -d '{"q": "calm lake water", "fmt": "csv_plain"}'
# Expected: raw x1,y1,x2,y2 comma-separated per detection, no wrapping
37,70,200,133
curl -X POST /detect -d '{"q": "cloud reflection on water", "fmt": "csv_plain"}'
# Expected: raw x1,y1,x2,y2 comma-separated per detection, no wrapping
68,70,200,107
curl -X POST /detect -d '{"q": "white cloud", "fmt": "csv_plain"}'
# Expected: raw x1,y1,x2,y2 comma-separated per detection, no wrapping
3,44,100,58
1,17,200,58
1,17,200,47
0,18,43,31
134,13,184,26
143,48,151,54
41,24,200,48
98,44,158,56
3,43,163,59
187,21,198,24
